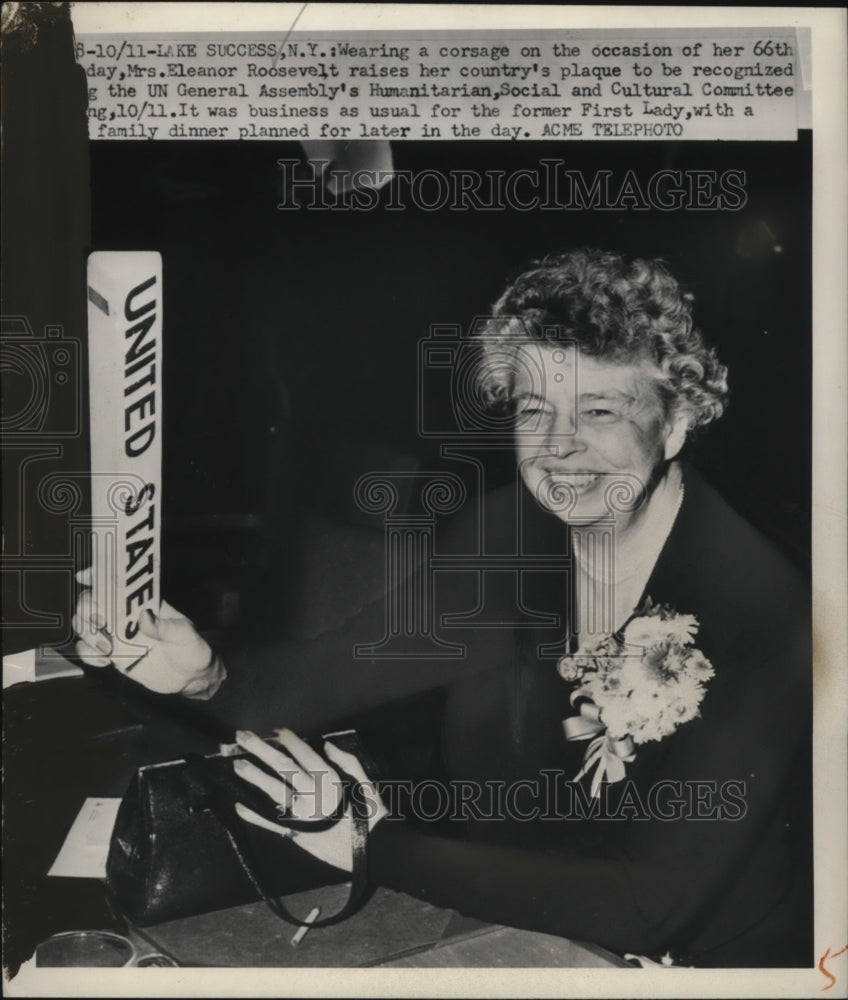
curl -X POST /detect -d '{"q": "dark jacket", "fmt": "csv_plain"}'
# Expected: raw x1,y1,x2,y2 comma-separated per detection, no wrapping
212,464,812,967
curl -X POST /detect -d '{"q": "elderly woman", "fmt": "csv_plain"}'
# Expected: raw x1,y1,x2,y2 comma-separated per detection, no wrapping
75,249,811,968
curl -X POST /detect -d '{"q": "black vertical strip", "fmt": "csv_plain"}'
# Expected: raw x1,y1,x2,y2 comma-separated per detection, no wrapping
1,3,91,654
2,4,100,980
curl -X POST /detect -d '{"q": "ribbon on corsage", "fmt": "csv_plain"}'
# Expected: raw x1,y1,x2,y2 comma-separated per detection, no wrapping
563,688,636,798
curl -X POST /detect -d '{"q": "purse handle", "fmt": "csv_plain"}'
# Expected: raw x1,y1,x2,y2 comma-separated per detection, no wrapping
195,731,373,929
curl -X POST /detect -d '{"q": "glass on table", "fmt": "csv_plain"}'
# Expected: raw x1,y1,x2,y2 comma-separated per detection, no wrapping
35,930,178,967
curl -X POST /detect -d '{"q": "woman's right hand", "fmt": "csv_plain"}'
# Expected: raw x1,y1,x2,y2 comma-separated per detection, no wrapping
233,728,387,872
72,567,226,699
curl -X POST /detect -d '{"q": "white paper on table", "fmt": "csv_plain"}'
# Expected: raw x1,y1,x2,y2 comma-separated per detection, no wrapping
3,648,85,689
2,648,36,688
47,797,121,879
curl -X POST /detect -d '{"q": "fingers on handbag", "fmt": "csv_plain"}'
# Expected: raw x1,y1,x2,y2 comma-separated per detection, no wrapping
106,729,375,928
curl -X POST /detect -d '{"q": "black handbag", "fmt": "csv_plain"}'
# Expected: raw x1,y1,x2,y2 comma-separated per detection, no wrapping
105,729,373,927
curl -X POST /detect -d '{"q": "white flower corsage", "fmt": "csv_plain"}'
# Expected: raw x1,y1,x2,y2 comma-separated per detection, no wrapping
559,598,715,797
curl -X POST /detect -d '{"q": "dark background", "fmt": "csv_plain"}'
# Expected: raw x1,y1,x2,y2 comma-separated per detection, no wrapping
86,136,812,631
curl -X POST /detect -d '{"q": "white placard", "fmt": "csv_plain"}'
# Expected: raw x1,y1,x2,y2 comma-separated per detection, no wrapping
86,252,162,664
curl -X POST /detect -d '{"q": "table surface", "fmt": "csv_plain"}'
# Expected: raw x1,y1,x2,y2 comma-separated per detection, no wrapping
128,883,628,969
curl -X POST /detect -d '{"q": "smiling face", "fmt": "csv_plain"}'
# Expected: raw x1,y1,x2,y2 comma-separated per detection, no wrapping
513,343,688,532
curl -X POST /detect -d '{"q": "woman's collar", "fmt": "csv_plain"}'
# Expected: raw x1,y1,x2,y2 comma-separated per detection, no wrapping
571,461,685,585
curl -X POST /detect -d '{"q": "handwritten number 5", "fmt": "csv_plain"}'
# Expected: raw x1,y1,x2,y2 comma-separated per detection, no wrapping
819,944,848,991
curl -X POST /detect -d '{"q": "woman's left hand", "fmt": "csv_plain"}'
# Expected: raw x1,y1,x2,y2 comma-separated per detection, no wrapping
232,728,387,873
